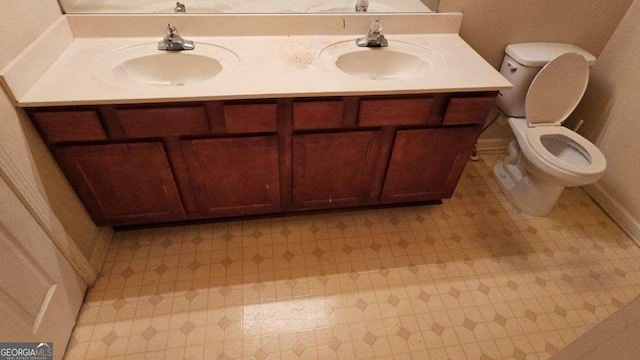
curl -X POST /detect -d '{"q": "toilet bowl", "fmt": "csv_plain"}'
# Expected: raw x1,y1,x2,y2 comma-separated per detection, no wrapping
493,53,607,216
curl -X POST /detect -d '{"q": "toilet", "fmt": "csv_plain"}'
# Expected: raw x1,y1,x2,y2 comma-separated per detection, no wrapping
493,43,607,216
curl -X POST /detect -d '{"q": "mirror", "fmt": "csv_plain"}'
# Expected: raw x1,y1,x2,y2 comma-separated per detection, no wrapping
59,0,439,14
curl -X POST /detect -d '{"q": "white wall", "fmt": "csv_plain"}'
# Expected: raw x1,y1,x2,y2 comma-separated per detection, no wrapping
437,0,634,142
0,0,106,268
576,0,640,242
1,1,62,68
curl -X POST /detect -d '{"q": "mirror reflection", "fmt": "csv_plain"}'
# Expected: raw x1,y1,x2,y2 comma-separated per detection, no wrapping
59,0,439,14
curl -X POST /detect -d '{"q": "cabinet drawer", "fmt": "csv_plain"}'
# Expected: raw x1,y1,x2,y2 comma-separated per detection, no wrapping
224,103,277,133
116,106,209,138
443,96,495,126
293,100,344,130
32,110,107,143
359,97,434,127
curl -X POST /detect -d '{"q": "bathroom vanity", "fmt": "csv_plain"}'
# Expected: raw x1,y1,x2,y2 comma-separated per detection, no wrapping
27,93,494,225
1,13,511,226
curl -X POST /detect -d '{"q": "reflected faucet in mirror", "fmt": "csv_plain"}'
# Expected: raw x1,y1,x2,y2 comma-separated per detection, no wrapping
158,24,195,51
174,2,186,12
355,0,369,12
356,19,389,47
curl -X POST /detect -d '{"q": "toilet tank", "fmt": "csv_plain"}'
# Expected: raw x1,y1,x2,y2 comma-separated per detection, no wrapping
496,43,596,118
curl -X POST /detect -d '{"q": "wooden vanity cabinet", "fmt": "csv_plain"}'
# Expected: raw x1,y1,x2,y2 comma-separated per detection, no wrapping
28,92,496,226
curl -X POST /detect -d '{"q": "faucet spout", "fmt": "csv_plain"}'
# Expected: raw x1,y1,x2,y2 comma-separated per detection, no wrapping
158,23,195,51
356,19,389,48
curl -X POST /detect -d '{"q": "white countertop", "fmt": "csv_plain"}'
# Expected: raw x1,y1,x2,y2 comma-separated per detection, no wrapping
2,14,511,107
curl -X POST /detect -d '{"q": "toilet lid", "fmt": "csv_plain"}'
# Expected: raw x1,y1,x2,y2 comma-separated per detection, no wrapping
525,53,590,126
526,125,607,175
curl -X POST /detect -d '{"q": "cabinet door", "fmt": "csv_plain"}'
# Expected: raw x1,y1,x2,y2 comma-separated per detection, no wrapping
56,142,185,226
381,127,478,203
181,136,281,217
293,131,381,209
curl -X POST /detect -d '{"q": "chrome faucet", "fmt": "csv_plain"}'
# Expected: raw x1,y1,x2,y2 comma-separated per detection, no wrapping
356,19,388,47
174,2,186,12
355,0,368,12
158,24,195,51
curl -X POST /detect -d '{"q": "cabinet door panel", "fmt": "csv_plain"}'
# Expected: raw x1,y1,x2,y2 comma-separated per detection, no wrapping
181,137,280,217
56,142,185,225
381,127,478,203
293,131,380,209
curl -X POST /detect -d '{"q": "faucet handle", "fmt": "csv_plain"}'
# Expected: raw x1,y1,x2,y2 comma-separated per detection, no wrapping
370,19,382,34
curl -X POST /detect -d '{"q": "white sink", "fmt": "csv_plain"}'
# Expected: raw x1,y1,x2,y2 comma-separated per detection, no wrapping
320,40,446,81
306,2,398,12
94,43,239,88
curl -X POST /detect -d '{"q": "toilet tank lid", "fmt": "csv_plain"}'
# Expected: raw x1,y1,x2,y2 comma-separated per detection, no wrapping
506,43,597,67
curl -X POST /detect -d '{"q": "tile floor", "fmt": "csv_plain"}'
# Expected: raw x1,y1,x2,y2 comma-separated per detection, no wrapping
64,154,640,359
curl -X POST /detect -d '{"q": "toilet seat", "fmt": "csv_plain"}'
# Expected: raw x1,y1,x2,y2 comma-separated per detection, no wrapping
525,125,606,176
520,52,606,177
525,53,590,127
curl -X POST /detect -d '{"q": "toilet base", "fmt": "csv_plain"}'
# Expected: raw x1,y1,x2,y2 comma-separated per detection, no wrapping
493,161,565,217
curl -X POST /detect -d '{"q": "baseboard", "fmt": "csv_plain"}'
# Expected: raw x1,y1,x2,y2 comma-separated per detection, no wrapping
475,138,512,153
585,183,640,245
89,227,113,274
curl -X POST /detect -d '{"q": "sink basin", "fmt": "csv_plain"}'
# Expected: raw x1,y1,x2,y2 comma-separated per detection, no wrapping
306,2,398,12
94,43,239,88
320,40,446,81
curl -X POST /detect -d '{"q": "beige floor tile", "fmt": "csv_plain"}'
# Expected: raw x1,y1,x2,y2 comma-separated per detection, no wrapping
65,154,640,360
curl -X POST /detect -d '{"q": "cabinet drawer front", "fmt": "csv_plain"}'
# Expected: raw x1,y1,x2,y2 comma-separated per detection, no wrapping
56,142,185,226
224,103,277,133
443,96,495,126
116,106,209,138
293,100,344,130
32,110,107,143
359,97,434,127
